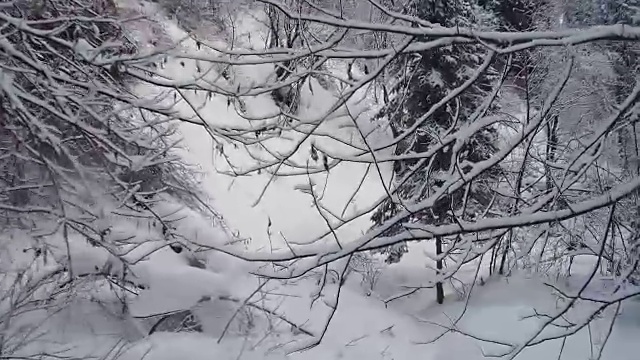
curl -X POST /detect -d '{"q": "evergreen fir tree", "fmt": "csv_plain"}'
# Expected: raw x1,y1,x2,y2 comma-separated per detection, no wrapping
371,0,501,304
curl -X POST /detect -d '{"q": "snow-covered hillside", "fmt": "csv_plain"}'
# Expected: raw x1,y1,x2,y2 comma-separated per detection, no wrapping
3,1,638,360
117,2,640,360
126,0,394,254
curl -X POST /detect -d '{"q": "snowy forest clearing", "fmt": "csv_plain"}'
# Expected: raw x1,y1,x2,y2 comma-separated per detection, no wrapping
1,0,639,360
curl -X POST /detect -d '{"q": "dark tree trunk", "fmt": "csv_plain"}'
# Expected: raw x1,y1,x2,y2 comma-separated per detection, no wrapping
435,236,444,304
498,233,510,275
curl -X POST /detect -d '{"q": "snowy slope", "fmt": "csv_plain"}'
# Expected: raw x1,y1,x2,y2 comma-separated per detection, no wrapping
118,2,638,360
125,0,393,255
7,2,632,360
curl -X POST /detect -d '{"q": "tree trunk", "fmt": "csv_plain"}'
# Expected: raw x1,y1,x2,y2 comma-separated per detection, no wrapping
435,236,444,304
545,114,559,193
498,235,509,275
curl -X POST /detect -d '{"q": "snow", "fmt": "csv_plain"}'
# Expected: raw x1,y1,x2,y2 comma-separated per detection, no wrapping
4,2,638,360
118,2,637,358
126,0,394,255
129,263,230,316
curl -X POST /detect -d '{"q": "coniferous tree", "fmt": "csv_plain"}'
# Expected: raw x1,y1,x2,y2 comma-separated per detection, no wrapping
371,0,501,304
479,0,540,82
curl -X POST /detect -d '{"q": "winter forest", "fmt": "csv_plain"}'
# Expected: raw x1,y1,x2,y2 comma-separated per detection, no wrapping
1,0,639,359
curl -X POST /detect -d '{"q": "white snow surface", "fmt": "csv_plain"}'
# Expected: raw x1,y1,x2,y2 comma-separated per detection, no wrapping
5,2,637,360
127,0,393,254
123,2,640,357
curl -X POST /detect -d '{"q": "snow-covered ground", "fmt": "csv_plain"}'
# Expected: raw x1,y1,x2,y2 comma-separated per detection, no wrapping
6,2,637,360
126,0,393,254
124,2,640,358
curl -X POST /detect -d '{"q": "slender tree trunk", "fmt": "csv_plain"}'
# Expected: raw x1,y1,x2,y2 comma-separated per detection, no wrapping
498,232,511,275
545,114,559,193
489,243,497,275
435,236,444,304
